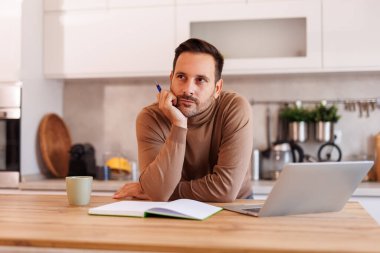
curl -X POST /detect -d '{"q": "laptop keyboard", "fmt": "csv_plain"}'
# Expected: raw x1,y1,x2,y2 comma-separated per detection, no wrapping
243,207,261,213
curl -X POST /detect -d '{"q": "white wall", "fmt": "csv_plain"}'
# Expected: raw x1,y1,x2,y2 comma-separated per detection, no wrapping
21,0,64,176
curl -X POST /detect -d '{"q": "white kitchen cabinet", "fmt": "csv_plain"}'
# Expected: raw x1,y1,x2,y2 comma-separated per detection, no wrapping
108,0,174,8
44,4,175,78
44,10,108,77
323,0,380,70
177,0,322,74
177,0,245,5
0,0,22,83
44,0,107,11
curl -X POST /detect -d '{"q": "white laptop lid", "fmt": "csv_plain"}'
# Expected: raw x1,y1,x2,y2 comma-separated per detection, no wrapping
258,161,373,217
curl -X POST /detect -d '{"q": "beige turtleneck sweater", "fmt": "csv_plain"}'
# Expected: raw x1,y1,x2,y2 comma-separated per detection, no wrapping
136,91,253,202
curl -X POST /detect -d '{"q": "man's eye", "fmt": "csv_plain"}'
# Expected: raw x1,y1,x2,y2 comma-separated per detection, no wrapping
177,74,185,80
196,78,206,84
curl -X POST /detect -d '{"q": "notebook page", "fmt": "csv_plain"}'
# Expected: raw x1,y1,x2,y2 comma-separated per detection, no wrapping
89,201,166,217
149,199,222,220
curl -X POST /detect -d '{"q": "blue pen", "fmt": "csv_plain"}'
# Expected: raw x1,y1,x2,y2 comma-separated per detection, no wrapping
154,81,161,93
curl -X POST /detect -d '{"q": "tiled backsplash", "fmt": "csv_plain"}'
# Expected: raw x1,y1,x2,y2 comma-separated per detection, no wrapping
64,72,380,165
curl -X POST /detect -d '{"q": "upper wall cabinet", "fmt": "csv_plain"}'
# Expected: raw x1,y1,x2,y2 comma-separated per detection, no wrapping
44,0,380,78
176,0,245,4
108,0,174,8
44,0,107,11
323,0,380,70
177,0,322,74
44,1,176,78
0,0,22,83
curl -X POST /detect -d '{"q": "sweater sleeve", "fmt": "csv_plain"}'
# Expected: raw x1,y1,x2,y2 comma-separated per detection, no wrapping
175,96,253,202
136,109,187,201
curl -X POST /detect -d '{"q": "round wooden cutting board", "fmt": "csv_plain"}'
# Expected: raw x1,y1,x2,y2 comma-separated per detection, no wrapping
38,113,72,178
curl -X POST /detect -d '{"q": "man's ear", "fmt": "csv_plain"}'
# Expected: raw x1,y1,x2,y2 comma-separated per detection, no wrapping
213,79,223,99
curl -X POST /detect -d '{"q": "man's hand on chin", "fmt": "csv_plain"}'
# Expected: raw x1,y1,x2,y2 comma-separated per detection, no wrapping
113,182,151,200
157,90,187,129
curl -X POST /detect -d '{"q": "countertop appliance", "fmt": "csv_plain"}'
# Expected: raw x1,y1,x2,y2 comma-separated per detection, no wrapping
0,84,21,188
261,141,304,180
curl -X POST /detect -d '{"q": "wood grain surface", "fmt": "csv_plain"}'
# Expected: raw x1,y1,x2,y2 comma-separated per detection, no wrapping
38,113,71,178
0,194,379,253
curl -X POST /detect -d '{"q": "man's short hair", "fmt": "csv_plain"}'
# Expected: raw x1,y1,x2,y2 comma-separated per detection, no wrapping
172,38,224,82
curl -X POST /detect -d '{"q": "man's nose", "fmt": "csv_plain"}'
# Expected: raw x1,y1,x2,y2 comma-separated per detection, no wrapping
182,80,195,96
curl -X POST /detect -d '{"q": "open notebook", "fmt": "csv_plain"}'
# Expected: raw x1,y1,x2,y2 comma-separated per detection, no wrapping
88,199,222,220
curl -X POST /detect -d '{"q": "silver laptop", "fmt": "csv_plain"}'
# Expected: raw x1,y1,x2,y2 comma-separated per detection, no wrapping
224,161,373,217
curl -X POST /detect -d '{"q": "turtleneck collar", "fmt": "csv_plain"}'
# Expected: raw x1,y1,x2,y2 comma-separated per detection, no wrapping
187,95,220,128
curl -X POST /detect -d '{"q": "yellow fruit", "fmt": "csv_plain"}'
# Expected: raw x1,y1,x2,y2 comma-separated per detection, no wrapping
106,157,131,173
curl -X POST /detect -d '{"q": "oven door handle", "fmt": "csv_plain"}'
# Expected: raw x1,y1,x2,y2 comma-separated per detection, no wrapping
0,108,21,119
0,111,7,118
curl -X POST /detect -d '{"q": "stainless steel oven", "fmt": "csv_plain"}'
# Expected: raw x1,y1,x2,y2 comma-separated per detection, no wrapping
0,85,21,188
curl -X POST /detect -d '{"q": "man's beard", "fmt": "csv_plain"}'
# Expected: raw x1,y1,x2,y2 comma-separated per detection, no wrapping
176,94,215,118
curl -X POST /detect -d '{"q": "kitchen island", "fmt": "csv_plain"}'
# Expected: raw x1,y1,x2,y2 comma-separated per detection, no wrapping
0,194,379,253
18,178,380,197
16,178,380,225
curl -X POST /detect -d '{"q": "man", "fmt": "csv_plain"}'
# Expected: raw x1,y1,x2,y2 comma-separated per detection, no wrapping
113,38,253,202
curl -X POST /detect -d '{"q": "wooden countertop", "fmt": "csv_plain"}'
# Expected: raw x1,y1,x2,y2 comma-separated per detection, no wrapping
0,194,379,253
18,179,380,197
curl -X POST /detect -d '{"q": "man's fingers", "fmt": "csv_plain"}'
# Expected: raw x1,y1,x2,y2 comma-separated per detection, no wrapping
169,93,177,106
113,184,129,199
112,183,147,200
112,191,124,199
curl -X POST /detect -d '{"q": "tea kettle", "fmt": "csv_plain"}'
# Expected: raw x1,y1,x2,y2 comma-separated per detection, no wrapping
261,141,304,180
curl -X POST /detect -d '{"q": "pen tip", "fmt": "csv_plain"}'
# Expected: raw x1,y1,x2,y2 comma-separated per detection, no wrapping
154,81,162,92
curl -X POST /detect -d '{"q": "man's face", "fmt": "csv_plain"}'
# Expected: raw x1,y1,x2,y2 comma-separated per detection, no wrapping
170,52,223,118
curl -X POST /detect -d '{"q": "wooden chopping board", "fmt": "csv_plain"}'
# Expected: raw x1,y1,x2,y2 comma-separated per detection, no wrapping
375,132,380,181
38,113,72,178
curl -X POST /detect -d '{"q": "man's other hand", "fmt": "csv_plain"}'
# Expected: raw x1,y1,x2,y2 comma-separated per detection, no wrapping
113,182,151,200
